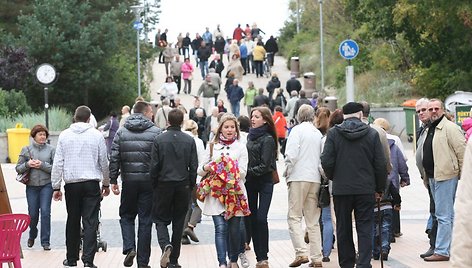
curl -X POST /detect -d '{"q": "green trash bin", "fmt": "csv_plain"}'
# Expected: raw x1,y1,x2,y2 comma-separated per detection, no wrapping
6,124,31,163
403,107,418,142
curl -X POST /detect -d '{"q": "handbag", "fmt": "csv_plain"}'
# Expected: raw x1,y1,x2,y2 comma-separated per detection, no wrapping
272,169,280,184
196,143,214,202
16,148,32,185
318,176,330,208
188,74,193,81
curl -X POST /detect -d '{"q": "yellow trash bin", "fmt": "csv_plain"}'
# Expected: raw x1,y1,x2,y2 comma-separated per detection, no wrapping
6,124,31,163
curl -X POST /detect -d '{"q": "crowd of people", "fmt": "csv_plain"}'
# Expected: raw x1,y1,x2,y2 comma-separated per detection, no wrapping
12,24,472,268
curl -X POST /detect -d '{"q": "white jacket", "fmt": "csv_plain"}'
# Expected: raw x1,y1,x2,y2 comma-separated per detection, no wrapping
51,122,109,189
284,121,323,183
197,140,248,216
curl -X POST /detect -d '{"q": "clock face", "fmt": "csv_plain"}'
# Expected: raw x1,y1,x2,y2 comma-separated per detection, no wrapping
36,64,57,85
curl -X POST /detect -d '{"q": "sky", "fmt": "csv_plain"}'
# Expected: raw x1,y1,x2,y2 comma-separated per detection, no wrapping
147,0,291,43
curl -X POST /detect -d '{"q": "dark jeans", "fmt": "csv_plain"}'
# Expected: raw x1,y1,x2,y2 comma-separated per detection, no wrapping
334,194,374,268
153,184,191,264
254,61,263,77
119,181,153,266
427,184,438,248
240,58,248,74
245,179,274,262
173,75,182,94
64,181,101,264
26,183,53,246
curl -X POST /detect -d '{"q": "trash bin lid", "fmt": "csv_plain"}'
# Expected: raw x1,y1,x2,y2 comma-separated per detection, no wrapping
324,96,337,101
304,72,315,77
291,57,299,60
402,99,417,107
6,128,30,133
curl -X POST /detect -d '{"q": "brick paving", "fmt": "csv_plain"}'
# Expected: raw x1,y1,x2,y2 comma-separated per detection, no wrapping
1,55,452,267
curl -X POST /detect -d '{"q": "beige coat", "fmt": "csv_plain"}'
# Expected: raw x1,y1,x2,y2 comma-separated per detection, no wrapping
227,59,244,82
431,116,466,180
451,140,472,267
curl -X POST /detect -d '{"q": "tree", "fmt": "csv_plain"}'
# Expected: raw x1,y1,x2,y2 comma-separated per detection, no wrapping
17,0,147,118
0,46,34,91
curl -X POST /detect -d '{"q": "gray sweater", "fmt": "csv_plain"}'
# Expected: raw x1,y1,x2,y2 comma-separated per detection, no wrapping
16,142,55,186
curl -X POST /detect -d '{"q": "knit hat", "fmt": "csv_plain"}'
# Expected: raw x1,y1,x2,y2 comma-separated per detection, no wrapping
342,102,363,115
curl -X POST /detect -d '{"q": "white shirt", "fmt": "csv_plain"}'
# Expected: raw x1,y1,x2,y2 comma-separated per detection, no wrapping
284,121,323,183
51,122,109,189
160,82,178,100
197,140,248,216
387,133,407,161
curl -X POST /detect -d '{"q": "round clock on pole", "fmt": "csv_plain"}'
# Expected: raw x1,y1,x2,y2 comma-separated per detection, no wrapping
35,63,57,85
35,63,57,131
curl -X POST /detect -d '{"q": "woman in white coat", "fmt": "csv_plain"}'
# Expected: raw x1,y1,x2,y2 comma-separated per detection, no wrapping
197,114,250,268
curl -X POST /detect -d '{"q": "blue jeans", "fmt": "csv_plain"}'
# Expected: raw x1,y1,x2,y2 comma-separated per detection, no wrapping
372,209,393,256
246,180,274,261
321,206,334,257
429,177,458,256
230,101,241,117
199,60,208,78
212,215,242,265
26,183,53,246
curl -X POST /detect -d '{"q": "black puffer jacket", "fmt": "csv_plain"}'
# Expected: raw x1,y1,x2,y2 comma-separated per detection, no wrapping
266,77,281,95
109,114,162,184
246,133,277,183
321,118,387,195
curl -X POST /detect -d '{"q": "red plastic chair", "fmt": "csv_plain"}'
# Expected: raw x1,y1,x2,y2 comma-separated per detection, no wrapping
0,214,30,268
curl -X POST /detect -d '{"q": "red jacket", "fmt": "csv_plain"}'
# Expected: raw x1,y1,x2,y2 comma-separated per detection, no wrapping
273,111,287,139
233,27,244,41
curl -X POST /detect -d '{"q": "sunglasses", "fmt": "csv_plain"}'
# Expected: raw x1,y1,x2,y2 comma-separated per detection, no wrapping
428,107,441,112
416,108,427,114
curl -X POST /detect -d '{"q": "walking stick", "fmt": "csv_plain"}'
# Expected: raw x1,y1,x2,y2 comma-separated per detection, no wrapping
377,196,384,268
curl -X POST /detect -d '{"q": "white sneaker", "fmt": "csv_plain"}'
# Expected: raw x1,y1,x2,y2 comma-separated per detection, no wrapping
239,253,250,268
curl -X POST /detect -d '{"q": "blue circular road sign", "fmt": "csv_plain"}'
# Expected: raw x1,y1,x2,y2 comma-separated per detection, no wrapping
339,39,359,60
133,21,144,30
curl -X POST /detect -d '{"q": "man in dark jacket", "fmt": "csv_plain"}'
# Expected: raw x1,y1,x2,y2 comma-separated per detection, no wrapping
226,79,244,117
182,33,191,58
286,74,302,95
253,88,270,108
109,101,162,268
293,90,311,117
264,36,278,66
150,108,198,268
321,102,387,268
197,41,212,79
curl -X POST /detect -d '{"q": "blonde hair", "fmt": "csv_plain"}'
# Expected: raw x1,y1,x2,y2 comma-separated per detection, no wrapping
183,120,199,136
212,114,240,144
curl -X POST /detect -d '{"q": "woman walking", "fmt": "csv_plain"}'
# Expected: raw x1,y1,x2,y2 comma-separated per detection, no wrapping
16,124,55,250
252,41,266,78
181,58,194,94
197,114,250,268
246,107,278,268
160,76,178,107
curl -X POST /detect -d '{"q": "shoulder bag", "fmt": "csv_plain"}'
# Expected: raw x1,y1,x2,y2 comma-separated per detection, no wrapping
318,174,330,208
16,147,32,185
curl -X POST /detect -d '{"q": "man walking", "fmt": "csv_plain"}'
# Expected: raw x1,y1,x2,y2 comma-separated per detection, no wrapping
197,74,218,113
422,99,465,262
109,101,162,268
197,41,212,78
321,102,387,268
51,105,110,268
150,108,198,268
284,104,323,267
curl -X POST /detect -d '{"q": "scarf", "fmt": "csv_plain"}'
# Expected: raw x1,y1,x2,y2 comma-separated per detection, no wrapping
219,133,236,145
248,124,269,141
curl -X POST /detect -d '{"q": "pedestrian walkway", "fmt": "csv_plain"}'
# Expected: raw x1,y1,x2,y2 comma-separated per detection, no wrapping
2,54,450,267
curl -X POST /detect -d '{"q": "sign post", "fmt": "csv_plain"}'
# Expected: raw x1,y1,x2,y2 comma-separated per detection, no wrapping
339,39,359,102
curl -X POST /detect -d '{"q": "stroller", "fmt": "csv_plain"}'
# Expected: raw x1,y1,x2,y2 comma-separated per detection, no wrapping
80,207,107,252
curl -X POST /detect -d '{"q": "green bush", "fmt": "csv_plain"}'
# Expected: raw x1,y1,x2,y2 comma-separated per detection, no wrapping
0,107,72,132
0,89,32,117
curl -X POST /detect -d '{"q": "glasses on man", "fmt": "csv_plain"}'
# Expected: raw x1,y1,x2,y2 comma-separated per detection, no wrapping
416,108,427,114
428,107,441,112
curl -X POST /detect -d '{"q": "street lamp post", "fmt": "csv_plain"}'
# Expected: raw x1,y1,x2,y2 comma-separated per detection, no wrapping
131,5,144,97
296,0,300,33
319,0,325,93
